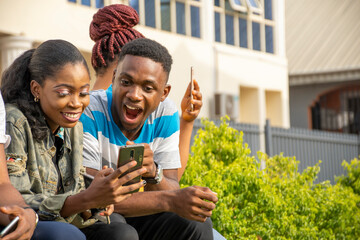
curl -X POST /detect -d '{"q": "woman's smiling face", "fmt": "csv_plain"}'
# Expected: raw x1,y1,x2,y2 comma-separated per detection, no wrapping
31,63,90,133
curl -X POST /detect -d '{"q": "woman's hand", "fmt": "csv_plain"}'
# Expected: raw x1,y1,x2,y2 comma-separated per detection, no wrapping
181,79,202,122
0,206,36,240
99,204,114,217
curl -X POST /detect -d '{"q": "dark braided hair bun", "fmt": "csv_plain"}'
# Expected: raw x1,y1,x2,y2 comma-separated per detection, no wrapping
90,4,144,72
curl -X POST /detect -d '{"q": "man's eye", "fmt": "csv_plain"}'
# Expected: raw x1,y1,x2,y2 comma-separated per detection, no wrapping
120,79,130,85
144,86,154,92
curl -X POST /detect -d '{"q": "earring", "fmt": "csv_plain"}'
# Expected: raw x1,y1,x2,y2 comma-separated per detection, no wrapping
34,96,39,103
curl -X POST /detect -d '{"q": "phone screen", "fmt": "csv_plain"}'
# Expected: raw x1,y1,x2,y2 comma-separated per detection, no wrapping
117,144,144,186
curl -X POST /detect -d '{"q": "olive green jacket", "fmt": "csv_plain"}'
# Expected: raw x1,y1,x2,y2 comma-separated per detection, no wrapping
5,104,96,228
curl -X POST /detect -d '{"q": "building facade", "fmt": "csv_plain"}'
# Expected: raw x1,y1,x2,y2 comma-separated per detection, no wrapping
0,0,289,129
286,0,360,133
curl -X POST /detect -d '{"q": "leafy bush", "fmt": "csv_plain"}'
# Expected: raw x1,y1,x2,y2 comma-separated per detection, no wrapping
180,118,360,240
336,158,360,195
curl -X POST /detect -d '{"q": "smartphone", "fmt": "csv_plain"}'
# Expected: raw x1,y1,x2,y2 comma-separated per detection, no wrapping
190,66,194,111
117,144,144,186
0,216,19,238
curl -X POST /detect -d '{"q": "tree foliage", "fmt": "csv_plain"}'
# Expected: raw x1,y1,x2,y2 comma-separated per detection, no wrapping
180,118,360,240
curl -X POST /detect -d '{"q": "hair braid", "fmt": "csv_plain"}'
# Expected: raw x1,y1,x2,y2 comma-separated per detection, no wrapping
90,4,144,74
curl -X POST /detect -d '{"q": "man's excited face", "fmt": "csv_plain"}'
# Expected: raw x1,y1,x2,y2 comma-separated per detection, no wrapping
111,55,171,140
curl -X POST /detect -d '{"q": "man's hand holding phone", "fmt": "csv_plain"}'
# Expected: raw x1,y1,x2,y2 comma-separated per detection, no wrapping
122,141,155,179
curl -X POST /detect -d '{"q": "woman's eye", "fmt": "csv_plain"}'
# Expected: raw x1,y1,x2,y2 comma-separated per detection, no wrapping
58,90,70,96
80,91,90,97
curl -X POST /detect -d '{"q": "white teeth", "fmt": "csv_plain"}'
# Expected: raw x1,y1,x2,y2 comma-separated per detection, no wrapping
63,113,79,118
126,105,139,110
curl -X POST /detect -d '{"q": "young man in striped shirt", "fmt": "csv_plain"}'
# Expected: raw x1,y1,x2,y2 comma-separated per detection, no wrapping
80,38,218,240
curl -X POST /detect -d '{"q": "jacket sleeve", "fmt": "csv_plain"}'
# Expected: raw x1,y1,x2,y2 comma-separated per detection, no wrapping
5,121,82,224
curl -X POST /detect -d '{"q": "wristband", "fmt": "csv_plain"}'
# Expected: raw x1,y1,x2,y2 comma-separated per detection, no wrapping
23,207,39,226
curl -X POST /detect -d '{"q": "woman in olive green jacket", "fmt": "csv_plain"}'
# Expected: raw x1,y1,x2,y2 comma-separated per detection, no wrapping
1,39,146,240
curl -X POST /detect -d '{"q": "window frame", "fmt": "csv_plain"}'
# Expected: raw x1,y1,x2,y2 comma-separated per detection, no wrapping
214,0,275,54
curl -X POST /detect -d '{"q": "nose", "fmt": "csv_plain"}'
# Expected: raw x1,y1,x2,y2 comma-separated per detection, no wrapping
126,86,142,101
69,95,82,108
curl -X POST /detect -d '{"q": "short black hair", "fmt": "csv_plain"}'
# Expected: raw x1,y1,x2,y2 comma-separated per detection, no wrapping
118,38,173,76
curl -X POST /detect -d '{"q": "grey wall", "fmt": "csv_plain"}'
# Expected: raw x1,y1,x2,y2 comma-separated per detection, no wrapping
289,80,360,128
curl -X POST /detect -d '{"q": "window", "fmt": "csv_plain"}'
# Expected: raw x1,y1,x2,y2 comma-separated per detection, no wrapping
264,0,272,20
131,0,201,39
145,0,156,28
226,15,234,45
252,21,260,51
310,85,360,134
67,0,105,8
95,0,104,9
129,0,139,14
215,12,221,42
214,0,276,54
81,0,90,6
161,0,171,31
239,18,247,48
229,0,247,12
190,6,200,38
246,0,262,14
265,25,273,53
176,2,186,35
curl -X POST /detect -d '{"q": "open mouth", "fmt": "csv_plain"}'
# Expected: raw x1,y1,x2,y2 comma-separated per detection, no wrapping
124,104,143,121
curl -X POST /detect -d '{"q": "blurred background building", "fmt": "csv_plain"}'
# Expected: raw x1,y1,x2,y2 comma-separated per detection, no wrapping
286,0,360,134
0,0,289,129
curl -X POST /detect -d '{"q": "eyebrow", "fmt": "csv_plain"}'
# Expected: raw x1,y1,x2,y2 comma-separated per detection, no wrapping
54,83,90,89
119,73,158,85
118,72,133,80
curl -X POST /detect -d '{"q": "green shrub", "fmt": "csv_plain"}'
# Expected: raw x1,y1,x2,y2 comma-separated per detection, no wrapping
336,158,360,195
180,118,360,240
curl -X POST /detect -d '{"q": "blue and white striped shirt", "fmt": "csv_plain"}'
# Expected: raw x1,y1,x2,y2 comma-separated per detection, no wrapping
80,85,181,170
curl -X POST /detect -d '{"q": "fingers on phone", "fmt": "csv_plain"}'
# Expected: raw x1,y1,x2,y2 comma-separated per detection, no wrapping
121,179,146,194
118,167,147,185
111,161,137,179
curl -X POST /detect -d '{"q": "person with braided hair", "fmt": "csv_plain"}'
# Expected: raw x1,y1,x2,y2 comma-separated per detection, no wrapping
90,4,144,91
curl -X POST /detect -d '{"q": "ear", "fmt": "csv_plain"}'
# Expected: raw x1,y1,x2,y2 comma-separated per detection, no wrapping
112,69,117,84
30,80,41,99
160,84,171,102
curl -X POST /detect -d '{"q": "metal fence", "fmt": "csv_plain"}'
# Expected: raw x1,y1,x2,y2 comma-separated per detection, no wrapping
191,119,261,156
191,119,360,183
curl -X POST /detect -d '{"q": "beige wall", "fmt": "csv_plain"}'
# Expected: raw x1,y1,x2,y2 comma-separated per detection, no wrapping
0,0,290,128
